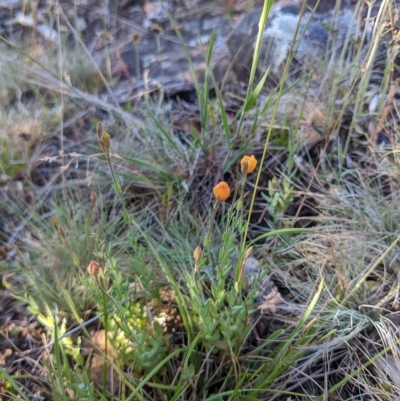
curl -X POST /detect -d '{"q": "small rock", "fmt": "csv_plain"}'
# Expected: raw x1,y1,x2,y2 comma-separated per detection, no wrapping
86,330,120,394
0,0,22,11
227,0,361,81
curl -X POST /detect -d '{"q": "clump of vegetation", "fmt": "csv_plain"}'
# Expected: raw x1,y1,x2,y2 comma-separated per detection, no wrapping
1,0,400,400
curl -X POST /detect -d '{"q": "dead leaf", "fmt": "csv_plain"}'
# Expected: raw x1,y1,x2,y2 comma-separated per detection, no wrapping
256,276,283,313
86,330,120,395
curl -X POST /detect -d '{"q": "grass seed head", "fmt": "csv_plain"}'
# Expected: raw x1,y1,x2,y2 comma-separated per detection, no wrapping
101,132,111,151
131,31,141,44
51,215,59,228
244,246,253,261
97,121,103,140
150,23,163,35
58,224,66,237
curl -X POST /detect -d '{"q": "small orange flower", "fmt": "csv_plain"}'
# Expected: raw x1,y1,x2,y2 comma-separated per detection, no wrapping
240,155,257,174
213,181,231,202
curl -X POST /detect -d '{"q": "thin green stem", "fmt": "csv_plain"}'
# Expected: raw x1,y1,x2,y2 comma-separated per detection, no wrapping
242,0,309,248
235,0,274,139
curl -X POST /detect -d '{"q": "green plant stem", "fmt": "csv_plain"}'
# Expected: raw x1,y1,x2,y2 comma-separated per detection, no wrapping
204,201,219,245
241,0,309,250
134,42,141,81
102,284,108,394
93,201,106,240
235,0,274,139
240,174,246,249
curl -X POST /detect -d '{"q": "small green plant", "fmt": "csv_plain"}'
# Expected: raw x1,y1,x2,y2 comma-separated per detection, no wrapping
261,176,294,229
186,163,260,354
85,246,171,377
76,129,321,399
0,138,26,178
13,294,84,365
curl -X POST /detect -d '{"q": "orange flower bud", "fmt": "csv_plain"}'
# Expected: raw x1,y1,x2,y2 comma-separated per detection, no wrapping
193,246,202,262
87,260,100,275
90,191,97,203
213,182,231,202
240,155,257,174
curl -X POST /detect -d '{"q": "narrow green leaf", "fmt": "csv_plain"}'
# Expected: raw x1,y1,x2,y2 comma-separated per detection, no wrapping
244,67,270,112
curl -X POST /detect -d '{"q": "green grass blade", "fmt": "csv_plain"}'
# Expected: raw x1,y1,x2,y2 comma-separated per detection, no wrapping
200,29,216,129
250,279,324,393
235,0,275,137
244,67,270,112
125,348,185,400
0,369,32,401
248,228,319,246
146,108,182,152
